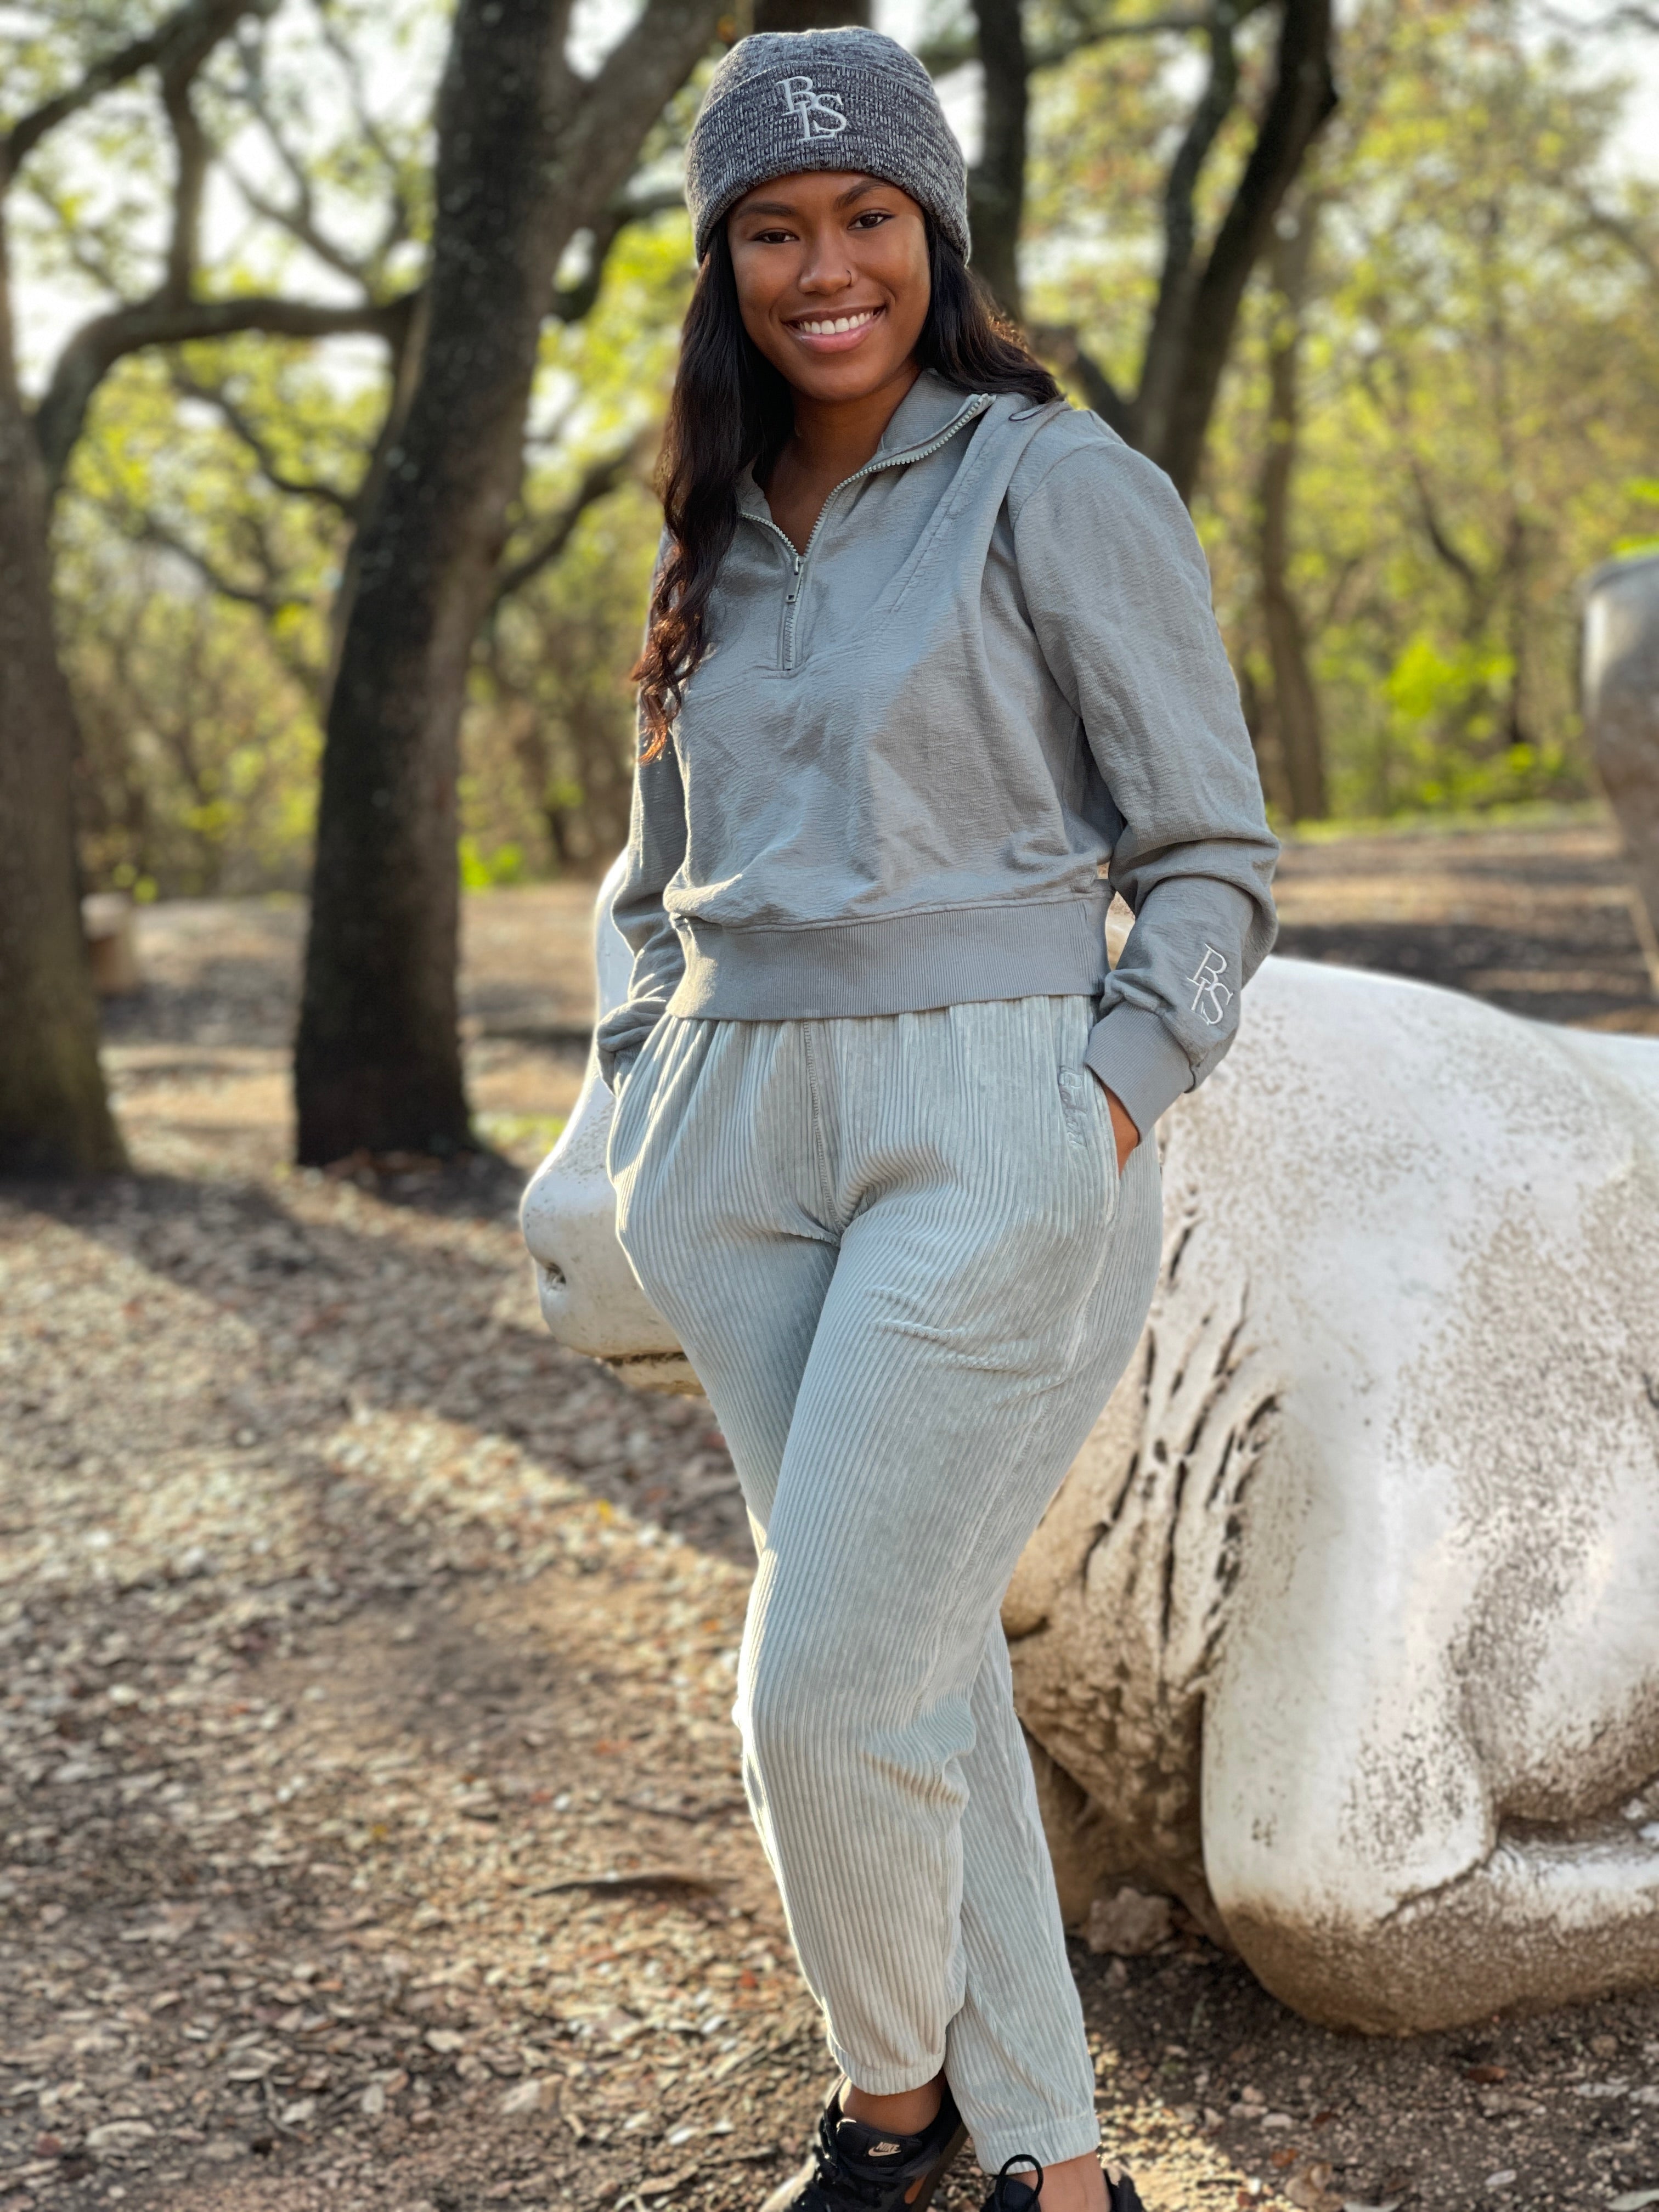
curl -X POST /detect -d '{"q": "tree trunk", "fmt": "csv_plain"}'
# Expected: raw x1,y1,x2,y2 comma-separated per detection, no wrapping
1153,0,1337,500
294,0,723,1164
1258,194,1327,821
968,0,1029,321
0,212,126,1176
1029,0,1337,506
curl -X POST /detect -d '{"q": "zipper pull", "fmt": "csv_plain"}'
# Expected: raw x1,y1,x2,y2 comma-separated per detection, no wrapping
786,551,803,603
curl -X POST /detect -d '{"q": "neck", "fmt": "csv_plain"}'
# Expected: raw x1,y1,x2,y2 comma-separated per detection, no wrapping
786,357,923,482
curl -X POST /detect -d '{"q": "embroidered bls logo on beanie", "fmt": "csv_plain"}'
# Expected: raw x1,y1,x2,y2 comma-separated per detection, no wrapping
684,27,972,262
777,74,851,142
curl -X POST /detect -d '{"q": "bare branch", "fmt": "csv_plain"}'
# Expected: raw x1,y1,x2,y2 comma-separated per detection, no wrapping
35,290,416,499
1531,0,1659,31
1029,323,1135,436
492,439,645,606
550,189,684,323
313,1,414,260
159,56,211,303
918,11,1210,77
168,364,360,514
1409,458,1486,610
220,33,375,287
221,154,375,287
132,512,306,616
4,0,269,176
1031,10,1211,60
1565,188,1658,284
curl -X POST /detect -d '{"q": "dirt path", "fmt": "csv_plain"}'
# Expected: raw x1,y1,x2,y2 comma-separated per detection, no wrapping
4,817,1658,2212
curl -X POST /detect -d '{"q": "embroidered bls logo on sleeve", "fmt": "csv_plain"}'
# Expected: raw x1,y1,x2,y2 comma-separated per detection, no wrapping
777,75,850,140
1187,945,1233,1026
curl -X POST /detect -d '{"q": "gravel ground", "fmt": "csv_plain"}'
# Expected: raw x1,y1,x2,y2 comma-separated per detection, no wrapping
4,821,1658,2212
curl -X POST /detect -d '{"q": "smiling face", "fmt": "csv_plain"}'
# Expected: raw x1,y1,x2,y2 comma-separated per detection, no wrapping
726,170,931,405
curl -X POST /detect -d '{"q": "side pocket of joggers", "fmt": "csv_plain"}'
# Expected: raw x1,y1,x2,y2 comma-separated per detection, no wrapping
1057,1066,1122,1201
606,1018,668,1190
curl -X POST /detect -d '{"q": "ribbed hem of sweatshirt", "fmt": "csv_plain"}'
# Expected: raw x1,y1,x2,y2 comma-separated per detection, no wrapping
664,891,1112,1022
1084,1001,1194,1136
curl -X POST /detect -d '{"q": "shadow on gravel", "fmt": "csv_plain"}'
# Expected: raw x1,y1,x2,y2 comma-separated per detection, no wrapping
15,1163,751,1567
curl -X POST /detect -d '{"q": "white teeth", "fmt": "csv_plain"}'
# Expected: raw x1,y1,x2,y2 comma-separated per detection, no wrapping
796,309,878,336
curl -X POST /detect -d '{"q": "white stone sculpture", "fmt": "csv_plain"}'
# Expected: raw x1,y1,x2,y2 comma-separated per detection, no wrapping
1584,547,1659,968
521,855,1659,2033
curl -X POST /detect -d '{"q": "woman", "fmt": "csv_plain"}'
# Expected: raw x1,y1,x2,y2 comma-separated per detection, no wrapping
597,29,1278,2212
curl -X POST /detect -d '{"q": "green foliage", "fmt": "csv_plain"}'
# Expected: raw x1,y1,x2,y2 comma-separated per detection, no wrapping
1191,0,1659,818
24,0,1659,873
57,521,323,898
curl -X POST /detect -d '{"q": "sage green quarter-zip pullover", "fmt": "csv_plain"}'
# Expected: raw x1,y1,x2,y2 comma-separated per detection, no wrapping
596,369,1279,1137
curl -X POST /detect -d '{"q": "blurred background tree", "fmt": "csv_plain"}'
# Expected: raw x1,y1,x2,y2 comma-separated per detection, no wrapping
5,0,1657,1164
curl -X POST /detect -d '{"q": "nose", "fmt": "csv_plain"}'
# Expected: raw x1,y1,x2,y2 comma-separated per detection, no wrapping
795,230,855,295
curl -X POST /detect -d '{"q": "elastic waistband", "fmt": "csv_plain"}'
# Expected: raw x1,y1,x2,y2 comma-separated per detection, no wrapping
664,890,1111,1022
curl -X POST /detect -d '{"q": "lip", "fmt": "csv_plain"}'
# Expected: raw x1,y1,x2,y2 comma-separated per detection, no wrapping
783,303,886,353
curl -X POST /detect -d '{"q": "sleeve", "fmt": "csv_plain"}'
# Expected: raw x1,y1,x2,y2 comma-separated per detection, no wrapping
593,719,689,1094
1010,430,1279,1135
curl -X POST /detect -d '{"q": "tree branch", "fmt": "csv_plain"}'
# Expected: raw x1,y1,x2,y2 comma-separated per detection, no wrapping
132,513,306,617
1409,458,1486,613
1135,0,1243,447
221,32,377,287
309,4,416,267
492,440,644,606
168,364,360,515
918,12,1210,77
3,0,270,175
1155,0,1338,495
1028,323,1135,436
35,291,416,500
159,54,211,303
1565,188,1658,284
550,189,684,323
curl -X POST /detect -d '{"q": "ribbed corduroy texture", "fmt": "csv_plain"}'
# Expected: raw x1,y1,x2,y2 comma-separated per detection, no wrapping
685,29,971,262
606,997,1164,2170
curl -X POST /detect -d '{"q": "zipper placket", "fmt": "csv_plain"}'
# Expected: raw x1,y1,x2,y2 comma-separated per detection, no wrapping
744,394,991,672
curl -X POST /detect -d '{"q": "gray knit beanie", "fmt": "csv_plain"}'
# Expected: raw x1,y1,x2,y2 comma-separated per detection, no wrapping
685,28,970,264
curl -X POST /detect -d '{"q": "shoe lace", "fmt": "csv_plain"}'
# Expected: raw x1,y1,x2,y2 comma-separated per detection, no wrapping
990,2154,1045,2209
798,2106,904,2212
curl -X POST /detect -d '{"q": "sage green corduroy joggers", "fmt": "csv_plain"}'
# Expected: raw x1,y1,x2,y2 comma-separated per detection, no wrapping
606,995,1163,2171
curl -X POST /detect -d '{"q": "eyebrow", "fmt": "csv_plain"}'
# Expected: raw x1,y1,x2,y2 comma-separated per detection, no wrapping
734,177,888,218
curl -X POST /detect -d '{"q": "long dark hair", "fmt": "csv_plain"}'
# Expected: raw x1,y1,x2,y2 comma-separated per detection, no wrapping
633,219,1062,759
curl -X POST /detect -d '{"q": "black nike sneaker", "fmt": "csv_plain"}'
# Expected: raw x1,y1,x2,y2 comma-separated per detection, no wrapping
981,2154,1148,2212
759,2082,968,2212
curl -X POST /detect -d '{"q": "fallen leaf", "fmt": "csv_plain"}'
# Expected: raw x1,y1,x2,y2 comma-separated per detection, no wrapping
85,2121,156,2151
529,1869,729,1898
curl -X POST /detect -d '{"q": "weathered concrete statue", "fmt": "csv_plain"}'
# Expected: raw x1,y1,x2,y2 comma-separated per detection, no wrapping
1584,546,1659,973
522,856,1659,2036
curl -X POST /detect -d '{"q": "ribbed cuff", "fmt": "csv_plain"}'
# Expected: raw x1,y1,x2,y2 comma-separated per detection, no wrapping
967,2110,1103,2176
1084,1003,1194,1136
598,1043,640,1096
